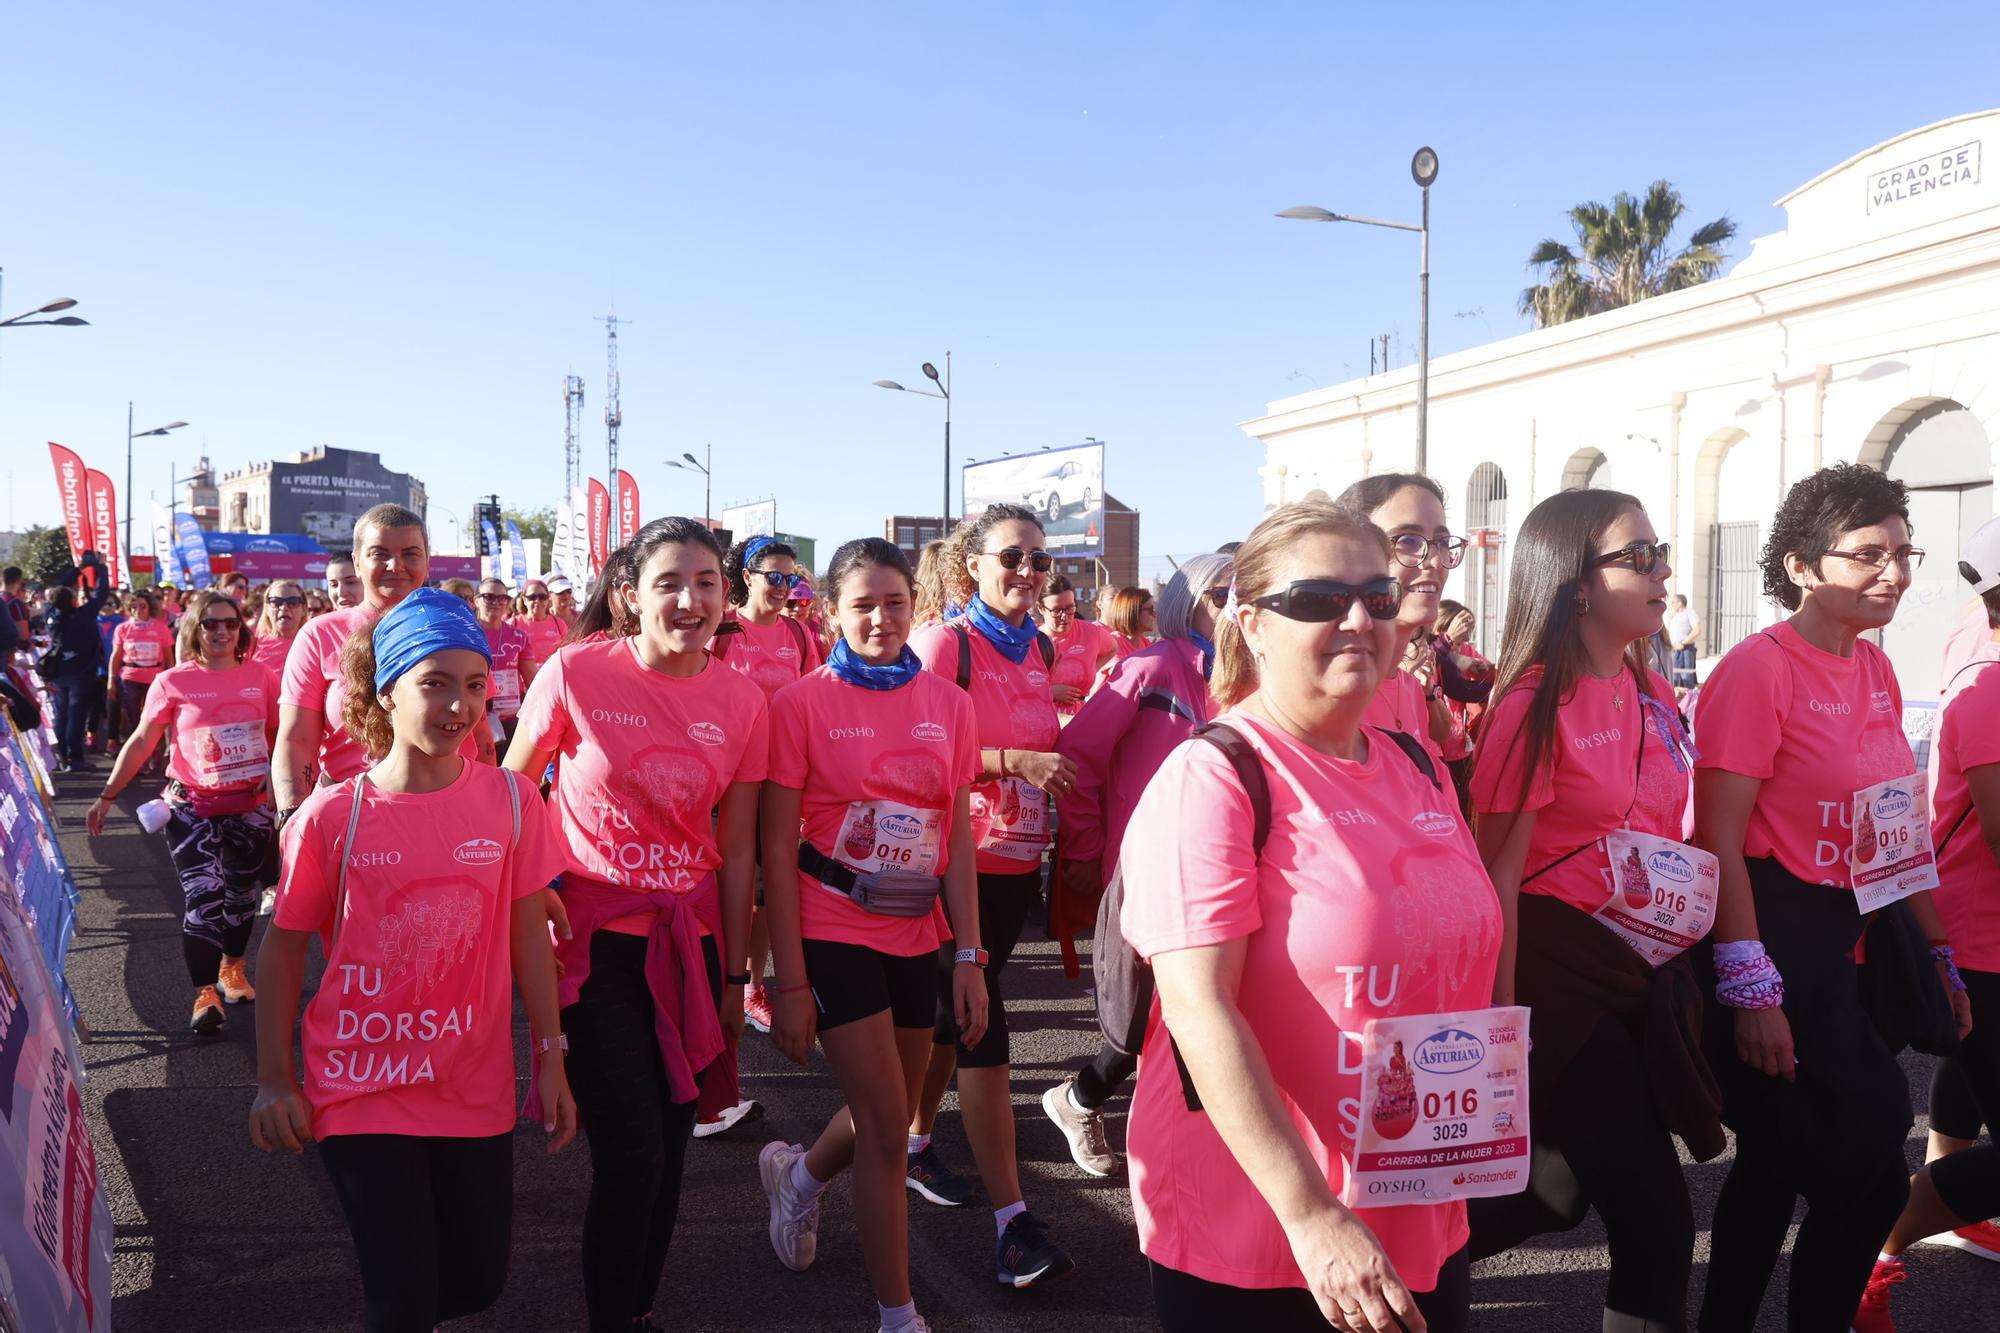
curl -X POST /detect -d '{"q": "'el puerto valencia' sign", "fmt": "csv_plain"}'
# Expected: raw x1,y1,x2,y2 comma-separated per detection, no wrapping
1868,141,1980,214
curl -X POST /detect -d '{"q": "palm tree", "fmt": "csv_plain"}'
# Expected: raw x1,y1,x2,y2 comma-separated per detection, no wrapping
1519,180,1737,328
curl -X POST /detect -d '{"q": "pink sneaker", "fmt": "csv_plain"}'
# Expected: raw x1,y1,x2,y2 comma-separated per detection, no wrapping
1850,1256,1905,1333
1915,1217,2000,1262
744,985,774,1033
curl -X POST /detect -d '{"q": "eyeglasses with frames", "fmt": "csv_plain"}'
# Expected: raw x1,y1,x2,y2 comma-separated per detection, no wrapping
1824,546,1925,572
1206,587,1231,609
1389,533,1469,570
201,617,243,633
267,596,305,608
758,570,807,589
1590,541,1672,575
983,547,1054,573
1251,578,1403,623
521,592,550,602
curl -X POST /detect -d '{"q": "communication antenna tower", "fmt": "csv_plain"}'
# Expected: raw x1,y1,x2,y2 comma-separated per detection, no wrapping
597,314,626,546
563,374,586,499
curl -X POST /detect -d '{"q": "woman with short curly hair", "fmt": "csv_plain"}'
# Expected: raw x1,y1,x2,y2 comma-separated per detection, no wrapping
1692,462,1970,1331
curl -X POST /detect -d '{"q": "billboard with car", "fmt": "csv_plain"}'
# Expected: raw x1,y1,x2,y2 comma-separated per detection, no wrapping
961,442,1105,557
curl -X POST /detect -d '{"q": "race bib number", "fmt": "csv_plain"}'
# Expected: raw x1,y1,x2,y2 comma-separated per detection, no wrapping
834,799,944,876
1593,830,1719,966
490,667,523,714
1850,774,1938,912
1347,1005,1530,1206
125,638,162,667
974,777,1050,861
188,721,270,787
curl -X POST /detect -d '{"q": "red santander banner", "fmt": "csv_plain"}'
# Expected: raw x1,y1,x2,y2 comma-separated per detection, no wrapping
47,443,92,567
587,478,610,574
84,469,121,588
616,469,640,547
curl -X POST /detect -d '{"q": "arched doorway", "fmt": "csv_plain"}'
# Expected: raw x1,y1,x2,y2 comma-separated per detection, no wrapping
1560,446,1612,492
1693,429,1768,660
1465,463,1508,656
1866,399,1995,698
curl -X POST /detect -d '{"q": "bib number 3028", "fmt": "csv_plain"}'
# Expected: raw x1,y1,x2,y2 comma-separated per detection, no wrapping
1346,1005,1531,1207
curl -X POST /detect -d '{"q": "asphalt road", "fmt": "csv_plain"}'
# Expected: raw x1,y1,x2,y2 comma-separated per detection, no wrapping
50,767,2000,1332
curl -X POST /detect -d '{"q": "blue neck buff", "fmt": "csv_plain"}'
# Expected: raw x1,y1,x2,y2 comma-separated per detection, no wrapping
372,588,493,693
966,597,1038,664
942,596,967,621
1188,631,1216,681
826,637,921,691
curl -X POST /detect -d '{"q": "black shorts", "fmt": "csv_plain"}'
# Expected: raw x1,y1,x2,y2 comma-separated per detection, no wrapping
802,937,935,1032
933,869,1042,1068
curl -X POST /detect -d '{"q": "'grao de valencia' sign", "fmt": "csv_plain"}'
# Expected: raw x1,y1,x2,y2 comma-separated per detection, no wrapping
1868,141,1981,214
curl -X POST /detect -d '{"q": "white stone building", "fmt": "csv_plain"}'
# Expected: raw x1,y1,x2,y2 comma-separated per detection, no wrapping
1242,111,1999,703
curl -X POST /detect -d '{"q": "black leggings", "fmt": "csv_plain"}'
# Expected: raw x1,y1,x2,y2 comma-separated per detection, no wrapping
1697,860,1912,1333
318,1131,514,1333
933,869,1040,1068
1150,1247,1470,1333
1468,1011,1692,1326
1927,967,2000,1223
1073,1041,1139,1111
165,802,275,986
564,930,720,1333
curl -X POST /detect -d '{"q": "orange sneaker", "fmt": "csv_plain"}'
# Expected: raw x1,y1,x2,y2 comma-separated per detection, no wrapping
1915,1217,2000,1262
190,985,226,1034
217,956,257,1004
1850,1256,1905,1333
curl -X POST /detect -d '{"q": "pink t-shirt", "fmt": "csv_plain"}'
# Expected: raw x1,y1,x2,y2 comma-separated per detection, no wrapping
714,613,820,699
910,621,1061,876
1694,622,1913,888
248,631,295,676
280,607,376,782
274,763,566,1138
1050,619,1116,717
1361,668,1455,806
512,614,566,667
514,639,769,931
482,621,533,719
1119,710,1501,1293
114,617,176,684
140,660,280,815
1931,644,2000,972
1471,666,1689,913
766,667,980,955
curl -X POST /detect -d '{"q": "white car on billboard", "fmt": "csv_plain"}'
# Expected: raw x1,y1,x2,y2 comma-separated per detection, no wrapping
1022,457,1094,522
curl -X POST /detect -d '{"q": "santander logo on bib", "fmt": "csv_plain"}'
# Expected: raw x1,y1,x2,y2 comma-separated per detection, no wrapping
1410,810,1458,838
686,721,726,747
911,721,947,743
453,838,504,866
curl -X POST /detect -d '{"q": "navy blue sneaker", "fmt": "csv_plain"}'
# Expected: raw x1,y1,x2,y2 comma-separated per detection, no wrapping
997,1210,1073,1288
905,1145,975,1207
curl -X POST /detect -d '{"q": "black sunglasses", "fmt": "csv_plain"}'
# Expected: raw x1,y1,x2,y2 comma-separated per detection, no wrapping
1205,586,1231,609
1251,578,1403,623
267,595,305,608
201,616,243,633
521,592,550,602
1590,541,1671,575
758,570,806,589
984,547,1054,573
478,593,512,604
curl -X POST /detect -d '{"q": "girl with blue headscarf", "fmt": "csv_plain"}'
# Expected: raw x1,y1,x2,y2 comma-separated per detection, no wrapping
251,589,575,1332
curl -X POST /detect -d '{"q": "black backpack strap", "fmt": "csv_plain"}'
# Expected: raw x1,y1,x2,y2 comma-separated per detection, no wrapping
1372,726,1440,790
1136,688,1199,723
952,622,972,693
1037,632,1056,670
783,614,810,671
710,613,742,661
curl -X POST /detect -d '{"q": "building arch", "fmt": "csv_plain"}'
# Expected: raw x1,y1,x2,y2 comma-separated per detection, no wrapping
1687,427,1767,660
1560,446,1611,492
1463,462,1509,656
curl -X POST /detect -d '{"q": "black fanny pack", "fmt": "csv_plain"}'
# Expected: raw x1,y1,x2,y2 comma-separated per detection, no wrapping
799,842,944,918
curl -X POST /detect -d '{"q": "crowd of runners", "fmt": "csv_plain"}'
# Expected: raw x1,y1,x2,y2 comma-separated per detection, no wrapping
12,460,1997,1332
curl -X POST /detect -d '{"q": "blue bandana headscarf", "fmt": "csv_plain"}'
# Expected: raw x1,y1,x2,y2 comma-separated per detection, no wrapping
826,637,922,691
372,588,493,693
740,535,780,570
965,596,1039,665
1188,630,1216,681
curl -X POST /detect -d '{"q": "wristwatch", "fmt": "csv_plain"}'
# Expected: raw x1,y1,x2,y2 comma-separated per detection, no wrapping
954,947,989,968
724,971,753,987
274,805,299,833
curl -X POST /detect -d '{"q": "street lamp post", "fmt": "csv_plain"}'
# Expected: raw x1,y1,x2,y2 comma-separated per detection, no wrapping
874,350,952,535
127,405,188,562
665,445,712,528
1279,146,1439,473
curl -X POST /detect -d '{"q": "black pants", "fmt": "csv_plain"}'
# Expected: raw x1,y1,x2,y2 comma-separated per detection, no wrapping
318,1131,514,1333
165,802,275,987
1927,967,2000,1223
1073,1042,1139,1111
565,930,719,1333
1469,1012,1692,1326
50,675,90,765
1697,860,1912,1333
1150,1247,1470,1333
933,869,1040,1068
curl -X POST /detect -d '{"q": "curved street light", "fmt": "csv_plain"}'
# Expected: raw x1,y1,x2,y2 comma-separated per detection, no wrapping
126,406,190,559
665,446,712,526
874,353,952,530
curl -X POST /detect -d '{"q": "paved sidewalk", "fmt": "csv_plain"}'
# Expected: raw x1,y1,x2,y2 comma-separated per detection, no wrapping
51,769,1999,1331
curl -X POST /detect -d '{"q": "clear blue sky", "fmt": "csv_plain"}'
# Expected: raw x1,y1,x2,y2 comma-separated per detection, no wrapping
5,3,1998,573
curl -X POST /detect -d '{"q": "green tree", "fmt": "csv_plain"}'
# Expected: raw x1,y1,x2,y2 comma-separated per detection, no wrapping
15,525,76,585
1519,180,1737,328
503,506,556,552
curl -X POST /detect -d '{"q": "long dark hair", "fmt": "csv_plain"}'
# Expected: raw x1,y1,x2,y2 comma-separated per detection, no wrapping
1334,472,1446,522
565,543,638,643
1485,488,1659,812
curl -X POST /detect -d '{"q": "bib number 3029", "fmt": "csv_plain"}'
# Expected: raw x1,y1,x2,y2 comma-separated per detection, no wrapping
1346,1005,1531,1207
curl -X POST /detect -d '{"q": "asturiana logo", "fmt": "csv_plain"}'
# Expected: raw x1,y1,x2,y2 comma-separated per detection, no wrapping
686,721,726,747
1647,849,1696,883
1874,787,1913,820
454,838,504,866
878,813,925,842
911,721,948,743
1413,1028,1486,1075
1411,810,1458,838
1871,690,1893,713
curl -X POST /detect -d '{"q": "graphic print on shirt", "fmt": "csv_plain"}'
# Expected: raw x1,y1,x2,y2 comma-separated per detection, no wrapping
831,745,951,876
593,742,716,889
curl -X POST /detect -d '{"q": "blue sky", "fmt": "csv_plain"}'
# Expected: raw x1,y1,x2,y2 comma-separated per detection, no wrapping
4,3,1998,573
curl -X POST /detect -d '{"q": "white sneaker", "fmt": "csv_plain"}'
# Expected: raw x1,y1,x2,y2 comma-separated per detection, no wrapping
878,1318,930,1333
692,1098,763,1139
1041,1080,1118,1176
759,1141,821,1272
